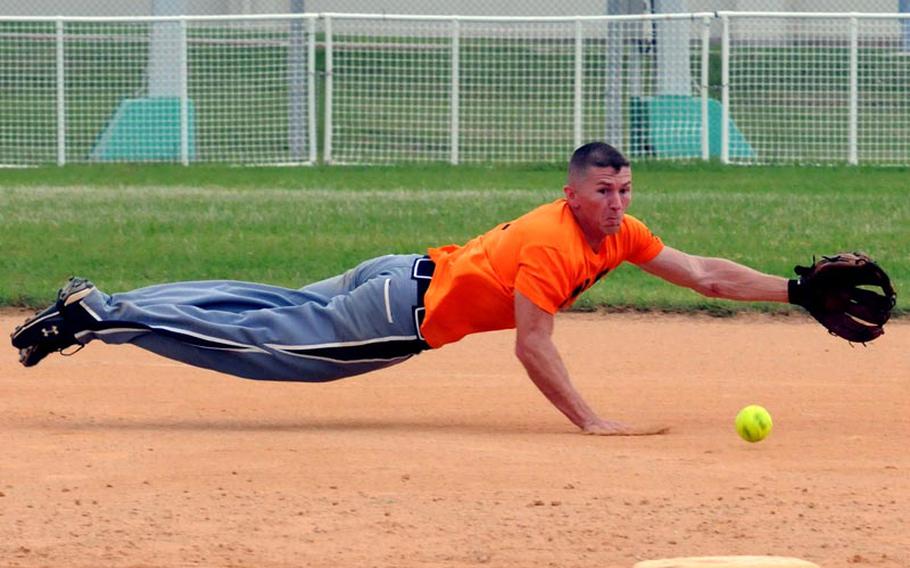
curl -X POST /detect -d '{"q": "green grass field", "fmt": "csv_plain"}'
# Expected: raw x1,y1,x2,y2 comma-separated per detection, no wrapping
0,162,906,316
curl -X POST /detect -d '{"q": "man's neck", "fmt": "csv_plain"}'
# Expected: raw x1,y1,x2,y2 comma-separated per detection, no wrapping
569,211,604,252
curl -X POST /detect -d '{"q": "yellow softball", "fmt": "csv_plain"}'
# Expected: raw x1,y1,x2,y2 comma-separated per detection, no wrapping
735,405,773,443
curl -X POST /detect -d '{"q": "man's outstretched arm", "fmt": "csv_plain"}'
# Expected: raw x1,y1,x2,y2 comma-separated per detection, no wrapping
513,291,667,436
638,246,789,302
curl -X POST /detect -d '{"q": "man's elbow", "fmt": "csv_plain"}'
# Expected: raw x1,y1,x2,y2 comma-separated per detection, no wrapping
514,334,545,366
693,278,725,298
687,264,724,298
514,340,533,365
666,255,723,298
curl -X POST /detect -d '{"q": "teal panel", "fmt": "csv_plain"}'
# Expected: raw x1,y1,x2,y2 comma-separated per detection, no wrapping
629,95,754,159
91,97,196,162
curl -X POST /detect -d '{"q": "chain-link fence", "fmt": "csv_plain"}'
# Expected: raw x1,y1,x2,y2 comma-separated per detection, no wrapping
2,12,909,166
0,15,318,165
0,1,903,17
726,13,910,164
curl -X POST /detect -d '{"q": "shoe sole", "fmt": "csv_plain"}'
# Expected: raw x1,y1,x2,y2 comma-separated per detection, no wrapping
18,345,49,367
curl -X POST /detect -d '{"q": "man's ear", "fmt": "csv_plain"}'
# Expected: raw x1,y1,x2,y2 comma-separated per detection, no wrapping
563,184,575,203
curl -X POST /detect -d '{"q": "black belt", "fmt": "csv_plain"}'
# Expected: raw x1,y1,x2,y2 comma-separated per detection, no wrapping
411,255,435,347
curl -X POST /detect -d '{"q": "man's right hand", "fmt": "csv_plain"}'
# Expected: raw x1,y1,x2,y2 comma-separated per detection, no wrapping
581,419,670,436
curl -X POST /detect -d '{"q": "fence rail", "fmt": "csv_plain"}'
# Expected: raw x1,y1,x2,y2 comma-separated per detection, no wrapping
1,12,909,166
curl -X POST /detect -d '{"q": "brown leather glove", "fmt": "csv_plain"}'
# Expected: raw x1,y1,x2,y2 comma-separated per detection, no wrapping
788,252,896,343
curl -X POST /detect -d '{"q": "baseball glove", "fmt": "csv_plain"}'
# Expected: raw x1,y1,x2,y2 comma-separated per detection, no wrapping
788,252,896,343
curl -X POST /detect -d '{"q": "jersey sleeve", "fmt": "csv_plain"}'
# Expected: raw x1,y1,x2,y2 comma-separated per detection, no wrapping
514,245,574,314
623,215,664,265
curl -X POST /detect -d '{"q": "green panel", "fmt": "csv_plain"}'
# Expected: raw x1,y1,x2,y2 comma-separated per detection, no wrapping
91,97,196,162
629,94,754,159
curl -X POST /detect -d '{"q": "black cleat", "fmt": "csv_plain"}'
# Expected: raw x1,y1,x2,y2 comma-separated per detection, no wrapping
11,277,96,367
17,343,81,368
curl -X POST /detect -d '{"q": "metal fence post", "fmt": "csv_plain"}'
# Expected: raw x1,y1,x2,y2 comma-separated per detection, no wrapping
324,15,333,164
56,19,65,166
901,0,910,52
450,18,460,165
720,13,730,164
307,16,317,164
179,19,189,166
848,17,858,166
574,18,583,149
700,15,710,161
603,15,624,150
289,11,306,163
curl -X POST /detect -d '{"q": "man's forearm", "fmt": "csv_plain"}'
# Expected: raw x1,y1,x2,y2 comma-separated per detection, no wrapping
515,334,600,430
697,257,789,302
641,248,790,304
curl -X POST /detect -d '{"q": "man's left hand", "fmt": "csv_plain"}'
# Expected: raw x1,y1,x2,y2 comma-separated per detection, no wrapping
581,419,670,436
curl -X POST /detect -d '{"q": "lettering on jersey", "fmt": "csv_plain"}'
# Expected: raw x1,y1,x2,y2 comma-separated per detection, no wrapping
561,268,612,308
569,279,590,300
501,223,511,231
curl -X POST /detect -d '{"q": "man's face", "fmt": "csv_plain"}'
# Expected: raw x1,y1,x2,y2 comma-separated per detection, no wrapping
563,165,633,243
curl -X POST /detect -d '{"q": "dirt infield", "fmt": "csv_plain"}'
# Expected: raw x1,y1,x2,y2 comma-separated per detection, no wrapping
1,311,907,568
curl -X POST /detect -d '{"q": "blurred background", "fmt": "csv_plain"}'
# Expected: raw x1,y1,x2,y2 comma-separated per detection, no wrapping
0,0,904,17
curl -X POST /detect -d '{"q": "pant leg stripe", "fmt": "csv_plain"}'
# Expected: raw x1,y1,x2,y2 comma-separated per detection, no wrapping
78,300,102,322
82,322,269,354
274,352,413,364
266,335,417,350
267,336,424,362
151,325,270,354
383,278,393,324
76,327,145,340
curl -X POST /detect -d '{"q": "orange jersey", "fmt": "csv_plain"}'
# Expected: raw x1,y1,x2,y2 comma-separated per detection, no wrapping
420,199,664,348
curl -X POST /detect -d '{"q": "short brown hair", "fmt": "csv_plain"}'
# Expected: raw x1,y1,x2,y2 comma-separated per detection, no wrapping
568,142,630,181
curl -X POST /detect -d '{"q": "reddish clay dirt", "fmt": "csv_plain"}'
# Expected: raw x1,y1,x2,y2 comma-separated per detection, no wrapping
1,311,907,568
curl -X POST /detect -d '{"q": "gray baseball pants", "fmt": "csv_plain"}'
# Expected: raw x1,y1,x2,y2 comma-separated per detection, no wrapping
72,254,433,382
